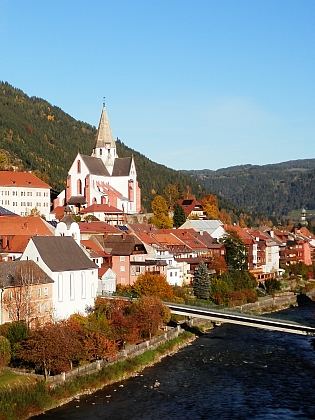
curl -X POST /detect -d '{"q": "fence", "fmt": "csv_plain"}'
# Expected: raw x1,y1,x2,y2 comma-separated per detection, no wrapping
9,325,184,384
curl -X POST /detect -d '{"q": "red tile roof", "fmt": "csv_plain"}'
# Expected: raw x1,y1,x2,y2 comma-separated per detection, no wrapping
0,216,54,236
78,221,121,234
81,204,123,214
0,171,51,188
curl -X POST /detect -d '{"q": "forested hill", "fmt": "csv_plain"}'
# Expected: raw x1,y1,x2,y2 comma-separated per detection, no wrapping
0,81,243,217
182,161,315,220
0,81,95,191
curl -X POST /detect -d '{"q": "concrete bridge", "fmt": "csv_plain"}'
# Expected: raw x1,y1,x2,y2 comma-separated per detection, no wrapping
166,303,315,336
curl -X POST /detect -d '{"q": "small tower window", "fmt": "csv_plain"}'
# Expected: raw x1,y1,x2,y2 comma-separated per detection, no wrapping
77,160,81,173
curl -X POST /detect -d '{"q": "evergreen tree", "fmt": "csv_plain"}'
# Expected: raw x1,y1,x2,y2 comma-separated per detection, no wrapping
192,261,211,300
173,202,186,228
219,229,248,270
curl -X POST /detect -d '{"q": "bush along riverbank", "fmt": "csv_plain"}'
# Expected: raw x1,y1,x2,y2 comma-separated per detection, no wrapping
0,330,195,420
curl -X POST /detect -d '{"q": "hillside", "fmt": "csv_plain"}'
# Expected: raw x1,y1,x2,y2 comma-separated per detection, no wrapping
182,160,315,221
0,81,246,219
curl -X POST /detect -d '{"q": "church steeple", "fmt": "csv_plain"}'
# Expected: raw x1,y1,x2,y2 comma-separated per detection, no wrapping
92,104,117,174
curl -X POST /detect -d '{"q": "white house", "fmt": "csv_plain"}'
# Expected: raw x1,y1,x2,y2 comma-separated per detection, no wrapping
179,219,226,240
21,236,98,319
98,267,117,295
0,171,51,218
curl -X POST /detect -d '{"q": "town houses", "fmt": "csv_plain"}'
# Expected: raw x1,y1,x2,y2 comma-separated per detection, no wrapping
0,105,314,325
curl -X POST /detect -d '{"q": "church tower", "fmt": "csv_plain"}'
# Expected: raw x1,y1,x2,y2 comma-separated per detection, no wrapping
92,105,117,175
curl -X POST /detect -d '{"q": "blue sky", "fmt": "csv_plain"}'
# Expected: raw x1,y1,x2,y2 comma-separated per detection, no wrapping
1,0,314,170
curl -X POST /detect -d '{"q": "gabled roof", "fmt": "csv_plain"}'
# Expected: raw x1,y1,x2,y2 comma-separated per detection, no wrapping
81,155,110,176
29,236,98,272
0,171,51,189
81,204,123,214
177,199,203,216
112,157,132,176
101,233,146,256
94,106,116,149
0,260,54,288
78,221,121,234
0,216,54,236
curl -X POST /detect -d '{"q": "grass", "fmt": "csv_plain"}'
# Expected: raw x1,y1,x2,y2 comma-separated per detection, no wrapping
0,371,37,389
0,331,194,420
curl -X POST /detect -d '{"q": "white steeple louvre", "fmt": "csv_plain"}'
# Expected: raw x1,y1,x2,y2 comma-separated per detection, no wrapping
92,106,117,174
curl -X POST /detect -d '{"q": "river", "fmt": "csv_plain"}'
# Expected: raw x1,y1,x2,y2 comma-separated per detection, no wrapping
34,302,315,420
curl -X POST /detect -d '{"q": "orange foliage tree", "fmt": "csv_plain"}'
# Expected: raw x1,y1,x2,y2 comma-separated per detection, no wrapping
130,296,171,339
133,272,175,300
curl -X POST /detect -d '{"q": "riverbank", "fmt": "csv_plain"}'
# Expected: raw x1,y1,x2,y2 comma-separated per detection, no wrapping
0,330,195,420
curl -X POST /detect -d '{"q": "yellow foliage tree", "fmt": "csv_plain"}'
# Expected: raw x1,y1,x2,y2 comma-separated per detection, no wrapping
201,194,219,219
132,272,175,300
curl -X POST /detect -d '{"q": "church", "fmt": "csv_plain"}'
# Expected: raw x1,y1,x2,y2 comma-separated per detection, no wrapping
53,106,141,215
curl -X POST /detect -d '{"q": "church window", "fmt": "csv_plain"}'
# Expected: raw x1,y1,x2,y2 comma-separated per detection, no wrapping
99,149,102,156
81,272,86,299
77,179,82,195
77,160,81,173
70,273,75,300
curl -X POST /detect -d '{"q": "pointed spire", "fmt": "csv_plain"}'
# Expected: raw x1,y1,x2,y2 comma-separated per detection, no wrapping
94,105,116,149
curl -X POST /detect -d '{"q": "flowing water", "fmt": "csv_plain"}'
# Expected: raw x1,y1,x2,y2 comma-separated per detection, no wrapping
34,302,315,420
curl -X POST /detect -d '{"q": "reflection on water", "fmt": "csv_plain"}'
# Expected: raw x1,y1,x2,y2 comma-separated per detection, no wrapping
34,303,315,420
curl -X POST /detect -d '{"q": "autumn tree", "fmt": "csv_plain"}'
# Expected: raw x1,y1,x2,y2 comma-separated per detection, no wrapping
19,320,85,379
130,296,170,339
173,202,186,228
192,261,211,300
132,272,175,300
218,209,232,225
201,194,219,220
163,183,182,207
208,255,228,275
150,195,173,229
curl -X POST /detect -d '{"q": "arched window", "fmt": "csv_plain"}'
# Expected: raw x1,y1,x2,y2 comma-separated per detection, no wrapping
58,273,63,302
70,273,75,300
81,272,86,299
77,160,81,173
77,179,82,195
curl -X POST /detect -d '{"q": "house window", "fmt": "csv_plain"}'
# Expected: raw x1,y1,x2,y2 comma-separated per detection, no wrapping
7,291,12,301
37,288,41,297
77,160,81,173
91,283,95,298
70,273,75,300
44,303,49,312
81,272,86,299
8,309,12,319
120,266,125,272
58,273,63,302
44,287,48,296
121,278,125,284
37,304,41,313
120,256,125,262
136,266,140,273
